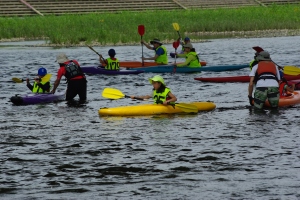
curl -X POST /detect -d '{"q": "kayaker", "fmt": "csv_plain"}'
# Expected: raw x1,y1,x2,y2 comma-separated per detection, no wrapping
141,38,168,65
174,43,201,68
26,67,50,93
51,53,87,103
180,37,192,52
130,75,177,105
99,49,120,70
248,51,281,109
279,78,295,97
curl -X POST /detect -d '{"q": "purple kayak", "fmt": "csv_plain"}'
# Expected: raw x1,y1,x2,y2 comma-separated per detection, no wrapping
10,91,65,105
81,66,144,75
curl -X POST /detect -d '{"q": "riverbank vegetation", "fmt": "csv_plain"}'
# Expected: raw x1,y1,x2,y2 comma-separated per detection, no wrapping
0,4,299,45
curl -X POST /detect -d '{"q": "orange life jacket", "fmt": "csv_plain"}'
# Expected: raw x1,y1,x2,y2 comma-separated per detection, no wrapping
254,61,278,82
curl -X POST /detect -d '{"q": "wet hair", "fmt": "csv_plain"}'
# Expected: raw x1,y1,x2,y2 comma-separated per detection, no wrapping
153,82,166,93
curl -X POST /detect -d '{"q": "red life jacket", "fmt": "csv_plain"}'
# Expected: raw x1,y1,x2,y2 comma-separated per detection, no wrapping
254,61,278,82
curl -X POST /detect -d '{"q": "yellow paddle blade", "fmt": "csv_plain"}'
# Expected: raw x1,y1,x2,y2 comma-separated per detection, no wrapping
12,77,23,83
41,74,52,82
283,66,300,75
102,88,125,100
172,23,180,31
175,103,198,113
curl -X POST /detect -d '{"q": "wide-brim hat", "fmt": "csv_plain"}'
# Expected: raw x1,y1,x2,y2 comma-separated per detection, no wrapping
183,43,193,49
256,51,271,61
149,75,165,86
56,53,69,63
150,38,163,45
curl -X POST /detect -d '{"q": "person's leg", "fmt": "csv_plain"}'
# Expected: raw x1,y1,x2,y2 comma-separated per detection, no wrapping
254,87,268,109
65,81,78,101
77,79,87,102
267,87,279,108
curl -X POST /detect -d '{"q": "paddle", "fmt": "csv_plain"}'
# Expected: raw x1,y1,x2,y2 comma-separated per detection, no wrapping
138,25,145,66
102,88,198,113
87,45,107,65
12,74,52,83
172,23,181,39
172,40,180,74
283,66,300,75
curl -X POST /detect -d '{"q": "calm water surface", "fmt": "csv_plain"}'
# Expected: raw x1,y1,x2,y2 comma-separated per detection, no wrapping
0,36,299,199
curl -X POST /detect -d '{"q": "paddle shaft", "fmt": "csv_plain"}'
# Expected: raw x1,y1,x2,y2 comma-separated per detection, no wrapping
87,45,105,60
141,35,144,66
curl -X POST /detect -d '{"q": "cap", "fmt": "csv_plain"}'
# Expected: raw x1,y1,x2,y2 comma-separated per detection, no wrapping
149,75,165,86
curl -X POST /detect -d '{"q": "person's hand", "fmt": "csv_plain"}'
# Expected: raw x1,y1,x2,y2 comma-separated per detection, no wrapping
141,57,145,61
26,78,29,84
130,96,135,99
163,101,169,105
99,54,103,58
35,77,41,83
248,95,254,106
141,40,145,45
51,89,55,94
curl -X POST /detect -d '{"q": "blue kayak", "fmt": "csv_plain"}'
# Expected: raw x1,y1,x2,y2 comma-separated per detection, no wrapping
10,91,65,105
81,66,144,75
127,64,249,73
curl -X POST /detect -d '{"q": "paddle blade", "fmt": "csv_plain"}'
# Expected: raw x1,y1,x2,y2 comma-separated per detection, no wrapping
252,46,264,52
175,103,198,113
284,66,300,75
138,25,145,36
12,77,24,83
173,41,180,49
102,88,125,100
172,23,180,31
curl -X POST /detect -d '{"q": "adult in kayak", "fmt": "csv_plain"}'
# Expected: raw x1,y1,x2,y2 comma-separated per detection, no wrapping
130,75,177,105
173,43,201,68
51,53,87,103
99,49,120,70
248,51,281,109
26,67,51,93
141,38,168,65
170,37,192,58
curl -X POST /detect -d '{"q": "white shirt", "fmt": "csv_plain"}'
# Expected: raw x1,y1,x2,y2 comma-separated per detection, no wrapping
249,63,281,87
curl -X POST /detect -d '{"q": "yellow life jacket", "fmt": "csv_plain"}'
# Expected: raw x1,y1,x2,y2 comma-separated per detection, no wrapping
106,58,120,70
155,46,168,65
153,87,171,104
186,52,200,67
32,81,50,93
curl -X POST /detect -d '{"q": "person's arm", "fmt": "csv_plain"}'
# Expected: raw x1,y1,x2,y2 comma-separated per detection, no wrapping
26,78,33,91
175,53,186,58
141,40,153,50
130,94,152,100
37,81,50,92
99,55,107,65
163,91,177,105
248,76,255,106
51,79,61,94
176,55,194,67
286,84,295,93
143,47,164,61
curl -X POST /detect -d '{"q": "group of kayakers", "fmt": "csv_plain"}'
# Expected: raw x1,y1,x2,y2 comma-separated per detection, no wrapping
24,40,295,110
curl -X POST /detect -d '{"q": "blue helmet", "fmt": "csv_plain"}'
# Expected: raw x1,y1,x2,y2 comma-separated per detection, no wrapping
108,49,116,57
38,67,47,76
184,37,190,41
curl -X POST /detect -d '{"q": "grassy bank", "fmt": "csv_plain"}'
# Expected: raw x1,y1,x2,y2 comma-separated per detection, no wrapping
0,4,300,45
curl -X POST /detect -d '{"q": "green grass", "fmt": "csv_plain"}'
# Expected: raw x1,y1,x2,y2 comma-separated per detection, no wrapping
0,4,299,45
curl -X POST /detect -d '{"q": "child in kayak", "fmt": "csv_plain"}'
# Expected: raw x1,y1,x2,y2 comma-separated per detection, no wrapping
130,75,177,105
26,67,51,93
99,49,120,70
279,78,295,97
174,43,201,68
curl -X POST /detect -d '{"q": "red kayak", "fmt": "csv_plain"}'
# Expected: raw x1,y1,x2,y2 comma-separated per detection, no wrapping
194,74,300,83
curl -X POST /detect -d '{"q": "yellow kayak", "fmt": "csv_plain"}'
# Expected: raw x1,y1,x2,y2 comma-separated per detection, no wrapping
99,102,216,116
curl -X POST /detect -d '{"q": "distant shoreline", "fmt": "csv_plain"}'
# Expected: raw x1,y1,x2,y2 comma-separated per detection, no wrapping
1,29,299,47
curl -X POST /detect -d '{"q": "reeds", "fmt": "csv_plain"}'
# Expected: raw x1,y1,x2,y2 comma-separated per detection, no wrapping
0,4,299,45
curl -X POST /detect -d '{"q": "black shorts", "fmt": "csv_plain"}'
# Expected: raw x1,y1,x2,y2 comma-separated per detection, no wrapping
66,78,87,101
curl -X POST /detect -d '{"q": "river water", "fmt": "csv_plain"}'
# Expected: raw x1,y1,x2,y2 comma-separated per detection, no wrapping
0,36,299,199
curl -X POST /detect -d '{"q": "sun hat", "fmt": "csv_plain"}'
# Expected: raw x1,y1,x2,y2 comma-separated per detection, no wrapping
37,67,47,76
183,43,193,49
56,53,69,63
150,38,163,45
256,51,271,61
108,49,116,57
184,37,190,41
149,75,165,85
